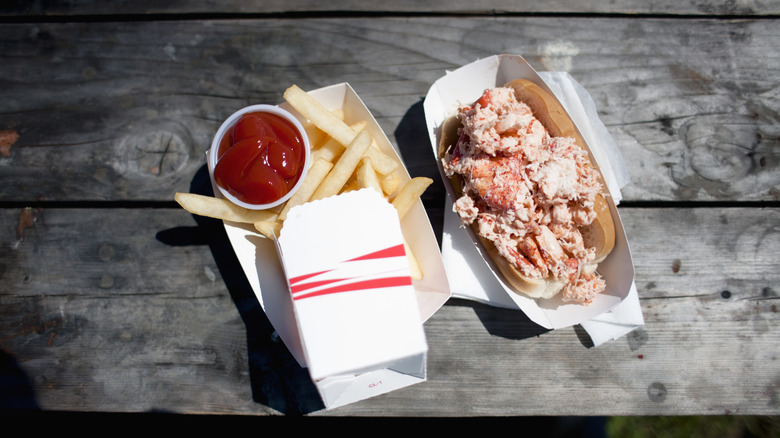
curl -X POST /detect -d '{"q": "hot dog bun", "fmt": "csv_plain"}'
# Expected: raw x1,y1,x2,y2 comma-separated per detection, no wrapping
439,79,616,300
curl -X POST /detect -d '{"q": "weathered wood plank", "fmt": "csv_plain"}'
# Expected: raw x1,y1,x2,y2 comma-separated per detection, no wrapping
2,0,778,16
0,203,326,414
1,17,778,203
2,206,778,415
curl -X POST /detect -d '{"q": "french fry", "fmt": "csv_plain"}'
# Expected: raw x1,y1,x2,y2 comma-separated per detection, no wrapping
380,172,401,196
350,120,368,132
392,177,433,220
330,108,345,120
404,238,423,280
340,177,360,194
286,85,399,174
302,107,348,149
356,157,383,194
310,130,372,201
175,192,277,223
301,120,328,149
279,158,333,220
314,135,398,177
284,85,355,147
311,137,342,164
364,146,399,175
311,120,368,164
254,219,282,239
344,121,396,175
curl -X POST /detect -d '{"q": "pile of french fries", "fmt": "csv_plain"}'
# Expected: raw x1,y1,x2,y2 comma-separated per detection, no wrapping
175,84,432,279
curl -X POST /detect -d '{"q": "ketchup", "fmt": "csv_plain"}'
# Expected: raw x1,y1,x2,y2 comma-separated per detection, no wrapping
214,111,306,205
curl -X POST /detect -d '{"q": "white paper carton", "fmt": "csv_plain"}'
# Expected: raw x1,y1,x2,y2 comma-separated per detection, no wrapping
278,189,428,406
211,83,451,408
423,55,636,329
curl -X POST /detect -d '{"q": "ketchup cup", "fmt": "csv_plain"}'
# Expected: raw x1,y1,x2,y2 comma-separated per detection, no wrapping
208,104,311,210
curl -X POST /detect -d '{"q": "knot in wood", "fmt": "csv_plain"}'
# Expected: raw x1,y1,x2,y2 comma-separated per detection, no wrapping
114,119,195,179
672,114,779,198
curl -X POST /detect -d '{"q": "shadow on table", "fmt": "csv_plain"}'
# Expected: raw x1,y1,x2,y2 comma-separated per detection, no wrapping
445,298,552,339
158,165,324,415
0,348,39,411
392,98,447,246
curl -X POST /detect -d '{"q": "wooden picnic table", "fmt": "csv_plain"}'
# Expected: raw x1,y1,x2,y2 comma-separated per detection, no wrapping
1,1,779,417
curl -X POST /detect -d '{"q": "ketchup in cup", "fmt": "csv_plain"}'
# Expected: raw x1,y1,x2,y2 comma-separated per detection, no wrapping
210,105,310,209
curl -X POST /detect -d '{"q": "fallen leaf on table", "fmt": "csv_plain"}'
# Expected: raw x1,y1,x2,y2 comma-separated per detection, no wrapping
17,208,37,242
0,129,20,157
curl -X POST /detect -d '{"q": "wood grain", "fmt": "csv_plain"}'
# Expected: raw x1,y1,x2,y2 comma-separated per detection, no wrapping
1,5,779,418
1,17,778,203
2,0,778,16
1,205,778,415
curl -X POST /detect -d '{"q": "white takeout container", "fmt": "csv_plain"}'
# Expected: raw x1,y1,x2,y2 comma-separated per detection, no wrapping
278,189,429,406
423,55,635,329
208,104,311,210
209,83,451,409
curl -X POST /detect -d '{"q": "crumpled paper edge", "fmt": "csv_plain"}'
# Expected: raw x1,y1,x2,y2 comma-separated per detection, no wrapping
539,71,643,346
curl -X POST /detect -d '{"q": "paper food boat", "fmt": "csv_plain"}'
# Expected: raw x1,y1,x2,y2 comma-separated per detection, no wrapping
211,83,451,409
423,54,635,329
